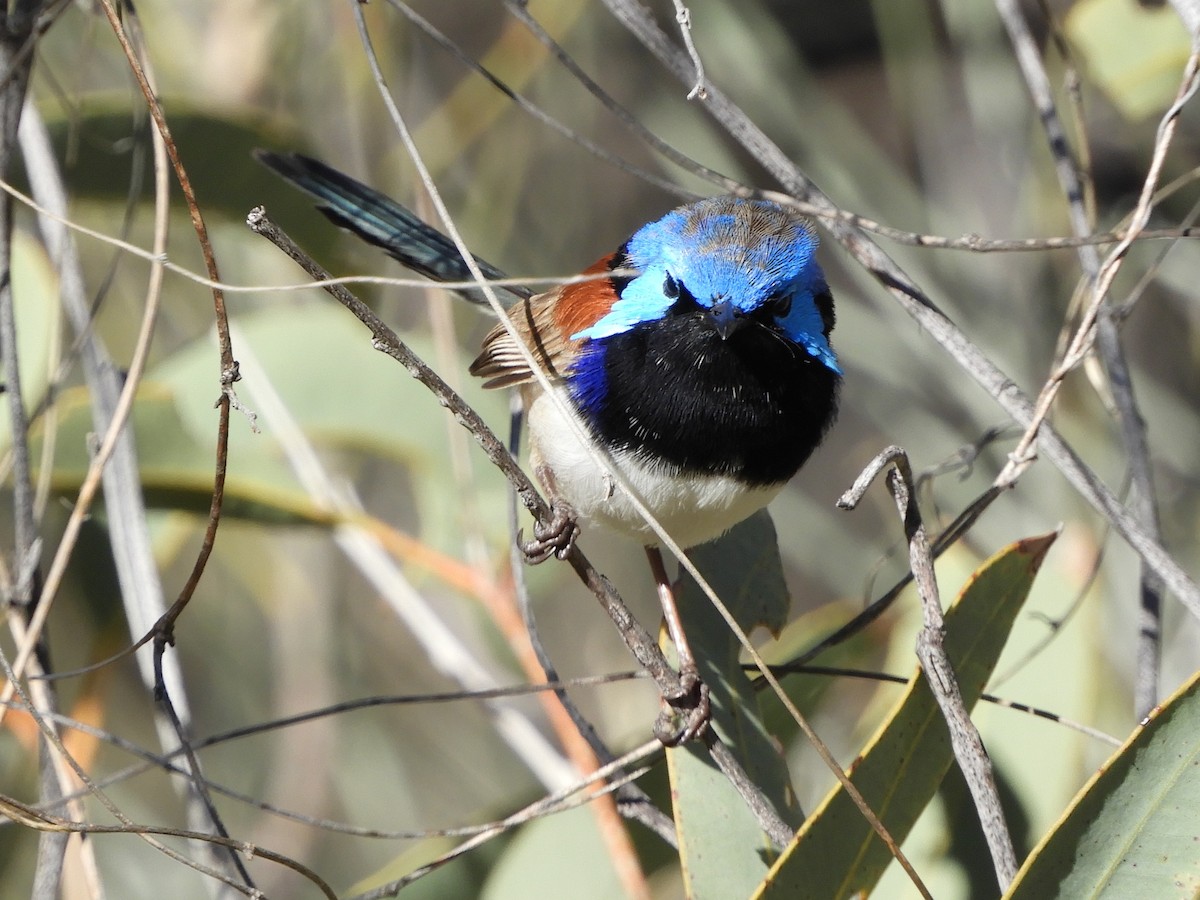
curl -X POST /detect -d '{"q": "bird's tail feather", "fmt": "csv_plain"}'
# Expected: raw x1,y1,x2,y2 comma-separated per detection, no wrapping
256,150,526,305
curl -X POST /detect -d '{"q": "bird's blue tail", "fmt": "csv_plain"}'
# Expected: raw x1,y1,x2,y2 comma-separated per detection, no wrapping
256,150,525,303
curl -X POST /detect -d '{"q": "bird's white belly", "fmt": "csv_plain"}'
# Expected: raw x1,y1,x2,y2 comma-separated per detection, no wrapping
526,390,783,548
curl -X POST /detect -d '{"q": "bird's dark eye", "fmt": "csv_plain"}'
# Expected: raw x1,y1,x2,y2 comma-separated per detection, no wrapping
770,293,792,317
663,273,680,300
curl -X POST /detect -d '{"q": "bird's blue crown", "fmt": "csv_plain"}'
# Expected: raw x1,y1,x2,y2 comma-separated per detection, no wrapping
572,196,839,373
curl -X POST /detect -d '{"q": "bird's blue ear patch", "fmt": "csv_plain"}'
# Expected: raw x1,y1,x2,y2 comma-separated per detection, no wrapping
780,295,841,373
570,266,675,340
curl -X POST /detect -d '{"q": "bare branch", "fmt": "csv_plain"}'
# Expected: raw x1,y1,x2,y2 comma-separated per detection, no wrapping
841,446,1018,890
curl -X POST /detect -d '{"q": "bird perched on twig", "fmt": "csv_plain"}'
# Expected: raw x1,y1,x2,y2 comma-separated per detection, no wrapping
257,151,841,742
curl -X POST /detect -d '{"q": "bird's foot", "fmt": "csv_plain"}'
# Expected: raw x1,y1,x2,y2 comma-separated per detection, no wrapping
653,664,711,746
518,501,580,564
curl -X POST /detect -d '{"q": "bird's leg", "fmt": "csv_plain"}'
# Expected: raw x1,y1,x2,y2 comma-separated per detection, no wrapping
646,546,711,745
519,464,581,564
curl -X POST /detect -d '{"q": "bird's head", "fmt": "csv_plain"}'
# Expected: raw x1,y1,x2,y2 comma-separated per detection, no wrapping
570,196,840,374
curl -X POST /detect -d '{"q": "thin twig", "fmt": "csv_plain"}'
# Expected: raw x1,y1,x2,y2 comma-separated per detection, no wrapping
0,5,71,891
505,402,678,848
501,0,736,191
840,446,1018,890
345,740,664,899
701,733,793,849
9,675,668,841
669,0,707,100
796,484,1005,668
0,165,1192,302
97,0,253,889
384,0,692,199
995,0,1171,719
19,92,170,900
0,791,338,900
0,620,290,897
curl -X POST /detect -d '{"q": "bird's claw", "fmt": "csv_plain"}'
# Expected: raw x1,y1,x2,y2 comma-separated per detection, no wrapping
518,501,580,564
653,665,711,746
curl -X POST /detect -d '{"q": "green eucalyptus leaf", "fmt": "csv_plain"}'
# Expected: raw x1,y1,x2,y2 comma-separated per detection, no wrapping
1004,668,1200,899
757,532,1057,899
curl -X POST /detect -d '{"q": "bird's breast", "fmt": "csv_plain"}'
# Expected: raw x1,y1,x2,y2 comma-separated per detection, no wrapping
564,313,840,487
525,389,785,548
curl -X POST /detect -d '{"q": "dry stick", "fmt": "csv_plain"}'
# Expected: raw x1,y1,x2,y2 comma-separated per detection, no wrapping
245,208,794,849
20,95,155,900
0,792,338,900
1114,185,1200,320
15,662,1122,849
346,740,664,900
96,0,245,620
793,485,1005,671
668,0,707,100
98,0,253,890
0,15,36,613
992,47,1200,552
828,433,1016,643
0,99,233,891
15,675,655,840
233,332,578,795
505,408,679,849
500,0,737,193
802,218,1200,253
349,0,710,739
0,113,179,708
995,0,1167,720
0,6,71,892
0,624,283,898
841,447,1018,890
414,224,659,881
506,0,1194,256
386,0,691,199
596,0,1200,621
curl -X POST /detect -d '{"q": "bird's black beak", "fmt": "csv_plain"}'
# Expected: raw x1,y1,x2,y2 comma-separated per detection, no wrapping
707,299,743,340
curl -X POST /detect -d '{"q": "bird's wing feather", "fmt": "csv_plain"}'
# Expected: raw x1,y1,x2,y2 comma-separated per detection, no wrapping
469,255,621,389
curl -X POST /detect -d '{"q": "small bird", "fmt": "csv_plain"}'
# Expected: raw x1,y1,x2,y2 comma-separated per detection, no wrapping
258,151,841,740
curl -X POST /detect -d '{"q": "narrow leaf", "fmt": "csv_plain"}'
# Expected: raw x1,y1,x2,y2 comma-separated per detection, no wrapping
757,532,1056,899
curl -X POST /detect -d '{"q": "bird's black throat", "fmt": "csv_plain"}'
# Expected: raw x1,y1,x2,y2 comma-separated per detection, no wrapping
572,312,840,486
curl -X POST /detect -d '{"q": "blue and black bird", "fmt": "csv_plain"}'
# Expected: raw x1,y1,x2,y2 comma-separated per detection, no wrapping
258,151,842,737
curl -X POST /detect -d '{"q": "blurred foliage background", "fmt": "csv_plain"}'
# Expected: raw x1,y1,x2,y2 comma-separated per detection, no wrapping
0,0,1198,897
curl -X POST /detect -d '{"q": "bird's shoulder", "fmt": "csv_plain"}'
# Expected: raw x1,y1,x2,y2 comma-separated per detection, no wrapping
468,253,622,389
